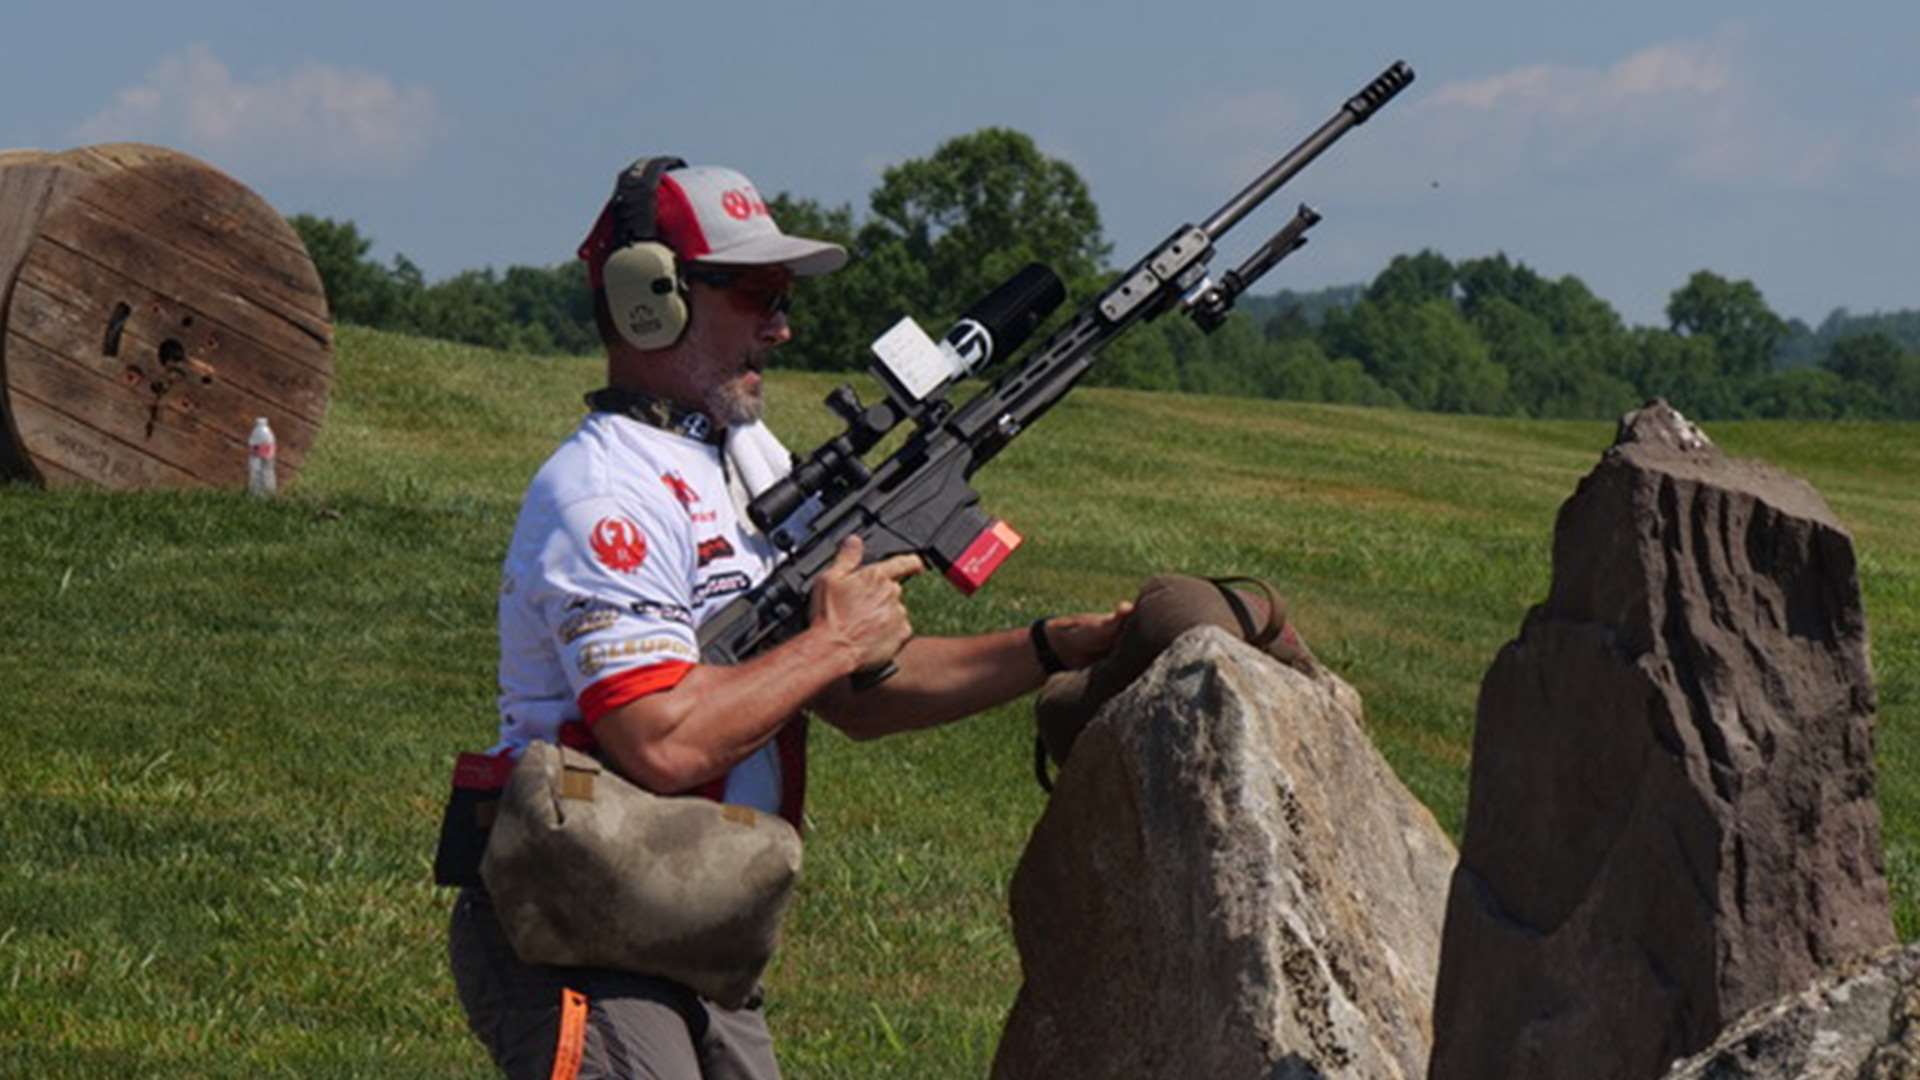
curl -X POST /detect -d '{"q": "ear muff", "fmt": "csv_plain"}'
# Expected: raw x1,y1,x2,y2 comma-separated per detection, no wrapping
604,156,689,351
604,241,687,351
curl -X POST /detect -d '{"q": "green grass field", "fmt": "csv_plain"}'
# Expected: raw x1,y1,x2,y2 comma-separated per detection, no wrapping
4,325,1915,1077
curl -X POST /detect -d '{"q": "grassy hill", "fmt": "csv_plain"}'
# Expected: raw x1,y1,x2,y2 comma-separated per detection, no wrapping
3,325,1915,1077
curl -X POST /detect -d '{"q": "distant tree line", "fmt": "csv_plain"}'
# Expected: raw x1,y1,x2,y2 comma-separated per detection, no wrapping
290,130,1920,422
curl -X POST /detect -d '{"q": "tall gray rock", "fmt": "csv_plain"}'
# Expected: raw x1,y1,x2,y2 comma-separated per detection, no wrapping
992,627,1456,1080
1429,401,1893,1080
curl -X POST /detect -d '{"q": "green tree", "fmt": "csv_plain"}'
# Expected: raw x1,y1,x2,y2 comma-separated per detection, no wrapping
865,128,1110,320
288,214,409,326
762,195,890,372
1665,270,1787,379
1618,328,1742,418
1265,337,1399,406
772,131,1110,378
1083,318,1180,391
1822,333,1906,391
1262,305,1314,342
1740,368,1866,419
1366,250,1455,306
1323,298,1506,413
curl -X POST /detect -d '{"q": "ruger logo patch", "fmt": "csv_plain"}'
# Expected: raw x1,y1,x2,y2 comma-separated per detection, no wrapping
696,535,736,567
588,516,648,573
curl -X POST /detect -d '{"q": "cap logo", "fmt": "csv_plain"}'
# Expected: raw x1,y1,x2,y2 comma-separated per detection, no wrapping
719,188,769,221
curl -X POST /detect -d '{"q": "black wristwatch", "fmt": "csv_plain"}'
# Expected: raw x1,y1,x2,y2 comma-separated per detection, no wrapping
1030,617,1067,675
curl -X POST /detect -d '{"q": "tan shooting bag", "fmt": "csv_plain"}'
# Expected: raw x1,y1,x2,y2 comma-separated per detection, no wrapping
480,741,802,1009
1033,574,1318,788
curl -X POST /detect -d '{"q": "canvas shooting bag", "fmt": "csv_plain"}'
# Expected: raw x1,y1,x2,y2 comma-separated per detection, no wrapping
478,740,802,1009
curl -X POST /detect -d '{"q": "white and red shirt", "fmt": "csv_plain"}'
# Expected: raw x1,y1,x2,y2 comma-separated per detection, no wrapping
493,411,802,820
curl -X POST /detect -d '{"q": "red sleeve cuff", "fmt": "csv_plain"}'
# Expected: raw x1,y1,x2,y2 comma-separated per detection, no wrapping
578,661,696,726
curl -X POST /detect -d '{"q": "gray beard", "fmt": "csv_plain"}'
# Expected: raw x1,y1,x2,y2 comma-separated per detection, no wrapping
704,380,765,428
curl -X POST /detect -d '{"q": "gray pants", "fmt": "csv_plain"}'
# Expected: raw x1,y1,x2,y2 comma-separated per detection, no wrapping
449,888,782,1080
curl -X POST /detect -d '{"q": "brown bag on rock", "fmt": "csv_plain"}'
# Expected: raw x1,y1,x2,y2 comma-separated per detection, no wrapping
1034,574,1316,787
479,741,801,1009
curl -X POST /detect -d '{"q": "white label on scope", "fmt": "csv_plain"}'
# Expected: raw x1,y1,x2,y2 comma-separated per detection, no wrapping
871,316,964,403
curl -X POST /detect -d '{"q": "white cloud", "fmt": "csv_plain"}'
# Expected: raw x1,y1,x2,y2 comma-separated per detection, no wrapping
1411,27,1844,191
70,44,440,176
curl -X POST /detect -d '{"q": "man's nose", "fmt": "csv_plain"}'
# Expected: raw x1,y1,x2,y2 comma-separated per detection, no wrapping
759,311,792,346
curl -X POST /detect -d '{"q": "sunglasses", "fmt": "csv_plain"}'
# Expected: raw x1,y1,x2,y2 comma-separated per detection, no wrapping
685,267,794,318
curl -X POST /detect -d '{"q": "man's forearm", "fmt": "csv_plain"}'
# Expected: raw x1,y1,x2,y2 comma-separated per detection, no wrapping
811,628,1047,740
593,625,863,792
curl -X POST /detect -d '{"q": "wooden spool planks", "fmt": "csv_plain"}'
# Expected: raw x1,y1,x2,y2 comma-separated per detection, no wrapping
0,143,333,490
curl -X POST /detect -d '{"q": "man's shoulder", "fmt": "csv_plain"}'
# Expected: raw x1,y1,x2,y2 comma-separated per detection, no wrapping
513,415,730,547
525,415,678,505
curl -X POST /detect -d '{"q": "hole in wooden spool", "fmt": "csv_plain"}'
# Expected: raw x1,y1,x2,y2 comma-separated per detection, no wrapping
103,302,132,357
181,315,194,328
159,339,186,367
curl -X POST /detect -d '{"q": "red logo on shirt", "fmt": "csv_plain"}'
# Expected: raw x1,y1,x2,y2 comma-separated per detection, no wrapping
696,536,736,567
589,516,648,573
661,471,700,507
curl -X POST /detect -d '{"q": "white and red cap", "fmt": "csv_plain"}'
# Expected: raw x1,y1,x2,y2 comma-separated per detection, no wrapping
579,164,847,289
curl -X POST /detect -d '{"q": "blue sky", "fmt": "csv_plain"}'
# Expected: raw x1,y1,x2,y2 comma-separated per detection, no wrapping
5,3,1915,329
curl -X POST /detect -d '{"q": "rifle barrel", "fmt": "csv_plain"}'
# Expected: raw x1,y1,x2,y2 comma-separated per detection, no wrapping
1200,60,1414,241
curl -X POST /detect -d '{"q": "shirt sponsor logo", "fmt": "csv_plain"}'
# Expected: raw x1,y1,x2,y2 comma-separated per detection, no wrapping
577,636,698,677
696,535,736,567
661,471,717,523
628,599,693,627
589,516,648,573
690,571,751,605
661,471,701,507
557,606,622,644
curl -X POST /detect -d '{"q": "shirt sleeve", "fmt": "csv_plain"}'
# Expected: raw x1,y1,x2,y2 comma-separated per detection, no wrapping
528,492,702,724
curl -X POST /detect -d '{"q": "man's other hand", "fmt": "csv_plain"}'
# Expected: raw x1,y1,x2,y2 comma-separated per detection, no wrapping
1043,601,1136,671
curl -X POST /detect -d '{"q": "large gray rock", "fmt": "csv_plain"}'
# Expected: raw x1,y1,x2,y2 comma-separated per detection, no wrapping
991,627,1456,1080
1429,401,1893,1080
1662,943,1920,1079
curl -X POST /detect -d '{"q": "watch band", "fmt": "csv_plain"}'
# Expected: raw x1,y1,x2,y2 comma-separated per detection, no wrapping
1030,617,1067,675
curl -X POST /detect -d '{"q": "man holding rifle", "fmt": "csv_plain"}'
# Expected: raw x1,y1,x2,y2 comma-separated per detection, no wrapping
447,158,1130,1080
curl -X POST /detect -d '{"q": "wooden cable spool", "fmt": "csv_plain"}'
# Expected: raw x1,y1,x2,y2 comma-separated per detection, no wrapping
0,143,332,490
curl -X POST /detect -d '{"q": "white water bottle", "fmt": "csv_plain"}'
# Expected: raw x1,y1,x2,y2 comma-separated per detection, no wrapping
247,417,277,498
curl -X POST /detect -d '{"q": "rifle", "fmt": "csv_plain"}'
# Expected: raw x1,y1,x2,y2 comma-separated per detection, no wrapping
698,61,1415,678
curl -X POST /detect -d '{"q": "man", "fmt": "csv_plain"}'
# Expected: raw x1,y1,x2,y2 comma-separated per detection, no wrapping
448,158,1130,1080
